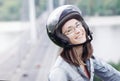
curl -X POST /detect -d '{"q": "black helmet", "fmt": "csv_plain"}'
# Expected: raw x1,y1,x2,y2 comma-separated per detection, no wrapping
46,5,92,48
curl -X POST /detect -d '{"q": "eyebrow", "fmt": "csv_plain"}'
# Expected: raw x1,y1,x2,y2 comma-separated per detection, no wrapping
67,21,79,29
75,21,80,25
67,26,72,29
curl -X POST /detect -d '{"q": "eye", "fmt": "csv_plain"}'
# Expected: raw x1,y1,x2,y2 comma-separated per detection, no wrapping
64,27,73,35
76,23,82,28
67,28,72,33
76,24,80,28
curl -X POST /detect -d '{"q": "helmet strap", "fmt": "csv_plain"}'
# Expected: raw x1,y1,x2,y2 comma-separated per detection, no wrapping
64,34,92,48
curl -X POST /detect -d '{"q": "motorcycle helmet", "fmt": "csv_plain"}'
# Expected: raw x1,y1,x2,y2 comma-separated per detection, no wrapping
46,5,92,48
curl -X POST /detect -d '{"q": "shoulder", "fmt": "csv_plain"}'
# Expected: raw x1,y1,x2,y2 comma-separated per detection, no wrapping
48,56,68,81
49,67,68,81
91,55,109,66
90,55,106,67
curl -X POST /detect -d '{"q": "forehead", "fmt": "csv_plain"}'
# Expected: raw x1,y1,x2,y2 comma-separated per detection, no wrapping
62,19,79,29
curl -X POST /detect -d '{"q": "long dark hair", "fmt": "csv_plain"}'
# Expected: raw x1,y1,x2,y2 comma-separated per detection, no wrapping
60,42,93,66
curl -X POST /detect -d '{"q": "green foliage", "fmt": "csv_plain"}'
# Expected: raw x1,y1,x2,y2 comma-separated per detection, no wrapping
0,0,47,21
78,0,120,16
1,0,120,21
94,75,102,81
35,0,47,17
0,0,21,21
109,61,120,71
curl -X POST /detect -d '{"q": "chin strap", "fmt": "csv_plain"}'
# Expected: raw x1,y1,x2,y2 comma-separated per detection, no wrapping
65,34,93,48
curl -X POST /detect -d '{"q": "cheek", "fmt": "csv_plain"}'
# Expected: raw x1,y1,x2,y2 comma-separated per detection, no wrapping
69,37,75,43
67,35,78,44
81,27,86,35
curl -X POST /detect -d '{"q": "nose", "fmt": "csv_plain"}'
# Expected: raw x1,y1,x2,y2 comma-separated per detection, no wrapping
74,28,80,34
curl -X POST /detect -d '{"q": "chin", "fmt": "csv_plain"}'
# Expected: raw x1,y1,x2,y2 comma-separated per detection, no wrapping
75,40,86,44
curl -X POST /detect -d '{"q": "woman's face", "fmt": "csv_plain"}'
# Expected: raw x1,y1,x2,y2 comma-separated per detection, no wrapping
62,19,86,44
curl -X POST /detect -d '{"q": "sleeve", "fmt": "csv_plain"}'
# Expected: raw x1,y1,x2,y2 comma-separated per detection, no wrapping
48,68,68,81
92,56,120,81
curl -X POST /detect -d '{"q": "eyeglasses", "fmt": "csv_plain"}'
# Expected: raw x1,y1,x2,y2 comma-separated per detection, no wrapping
63,22,83,35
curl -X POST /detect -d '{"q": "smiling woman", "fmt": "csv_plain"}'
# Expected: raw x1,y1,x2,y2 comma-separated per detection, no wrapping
46,5,120,81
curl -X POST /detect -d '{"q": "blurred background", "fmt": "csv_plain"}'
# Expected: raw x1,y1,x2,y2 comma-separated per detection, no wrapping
0,0,120,81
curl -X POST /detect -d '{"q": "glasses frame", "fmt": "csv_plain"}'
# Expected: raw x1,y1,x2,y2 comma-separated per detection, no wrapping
63,21,83,35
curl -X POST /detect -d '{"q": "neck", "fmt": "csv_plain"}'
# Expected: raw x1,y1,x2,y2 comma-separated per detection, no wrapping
73,45,83,57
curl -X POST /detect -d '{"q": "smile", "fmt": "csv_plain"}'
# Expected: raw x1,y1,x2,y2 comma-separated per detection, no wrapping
75,33,84,39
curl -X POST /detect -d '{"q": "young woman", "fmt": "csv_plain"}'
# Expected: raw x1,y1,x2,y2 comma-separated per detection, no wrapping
46,5,120,81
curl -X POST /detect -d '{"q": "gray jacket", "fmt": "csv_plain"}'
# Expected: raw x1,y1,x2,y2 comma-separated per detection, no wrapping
48,56,120,81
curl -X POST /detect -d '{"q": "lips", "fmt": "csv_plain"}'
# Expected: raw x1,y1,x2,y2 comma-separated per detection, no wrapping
75,35,82,39
75,32,84,39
